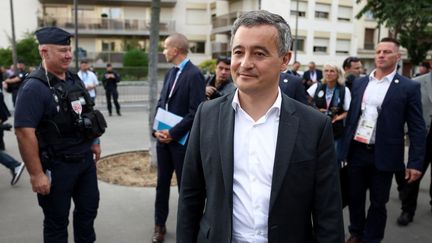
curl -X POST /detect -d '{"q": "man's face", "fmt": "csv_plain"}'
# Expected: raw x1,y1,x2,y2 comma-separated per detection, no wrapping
107,66,113,72
292,62,300,71
80,62,89,71
231,25,290,96
308,63,315,71
17,63,25,70
43,45,72,73
215,61,231,83
419,66,428,75
374,42,400,72
346,61,363,77
163,38,178,64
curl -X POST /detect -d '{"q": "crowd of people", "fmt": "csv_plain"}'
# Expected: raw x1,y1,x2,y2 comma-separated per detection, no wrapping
1,8,431,243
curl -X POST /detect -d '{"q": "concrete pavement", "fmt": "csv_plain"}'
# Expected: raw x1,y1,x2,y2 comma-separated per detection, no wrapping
0,106,431,242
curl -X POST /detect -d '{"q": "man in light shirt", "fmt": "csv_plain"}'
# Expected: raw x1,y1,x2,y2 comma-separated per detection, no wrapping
77,60,99,102
177,10,344,243
342,37,426,243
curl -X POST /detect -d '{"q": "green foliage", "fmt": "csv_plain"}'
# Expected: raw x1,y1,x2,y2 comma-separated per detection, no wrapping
356,0,432,65
198,59,216,74
0,48,12,67
0,32,41,67
122,49,148,79
16,33,41,66
123,48,148,67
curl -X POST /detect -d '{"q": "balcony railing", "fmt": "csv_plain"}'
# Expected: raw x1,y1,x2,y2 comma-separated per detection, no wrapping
212,11,245,30
39,0,177,7
364,43,375,50
79,51,168,66
211,42,230,54
38,17,175,34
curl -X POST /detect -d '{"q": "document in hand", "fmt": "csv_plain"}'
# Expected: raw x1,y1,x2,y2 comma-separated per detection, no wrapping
153,107,189,145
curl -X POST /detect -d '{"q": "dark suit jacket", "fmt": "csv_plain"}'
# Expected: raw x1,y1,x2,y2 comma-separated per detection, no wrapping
303,69,323,83
177,93,344,243
342,73,426,171
156,61,206,142
279,72,308,105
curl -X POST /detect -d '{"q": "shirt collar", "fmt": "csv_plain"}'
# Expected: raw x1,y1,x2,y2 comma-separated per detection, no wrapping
369,68,397,83
231,88,282,117
176,58,189,72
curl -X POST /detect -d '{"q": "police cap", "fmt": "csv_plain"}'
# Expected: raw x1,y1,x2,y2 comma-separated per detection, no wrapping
35,27,72,45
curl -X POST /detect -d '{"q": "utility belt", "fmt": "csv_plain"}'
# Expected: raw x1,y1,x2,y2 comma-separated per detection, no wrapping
40,150,90,170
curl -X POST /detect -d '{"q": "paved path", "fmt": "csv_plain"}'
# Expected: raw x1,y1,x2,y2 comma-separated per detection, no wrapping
0,107,431,242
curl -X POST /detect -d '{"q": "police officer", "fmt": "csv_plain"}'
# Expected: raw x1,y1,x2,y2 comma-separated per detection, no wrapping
14,27,106,243
4,59,28,105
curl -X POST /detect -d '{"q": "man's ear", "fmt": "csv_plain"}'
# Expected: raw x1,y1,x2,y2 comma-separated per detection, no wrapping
281,51,292,72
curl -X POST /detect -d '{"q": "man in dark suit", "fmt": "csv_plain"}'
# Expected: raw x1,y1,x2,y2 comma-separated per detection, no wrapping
152,33,206,243
177,10,344,243
342,37,426,243
279,72,308,104
287,60,301,77
395,70,432,226
303,61,323,89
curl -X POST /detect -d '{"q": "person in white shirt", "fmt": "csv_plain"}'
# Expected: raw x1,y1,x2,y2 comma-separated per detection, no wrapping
77,60,99,102
177,10,344,243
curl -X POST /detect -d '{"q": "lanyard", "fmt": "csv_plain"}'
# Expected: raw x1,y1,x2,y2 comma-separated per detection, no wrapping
165,70,181,110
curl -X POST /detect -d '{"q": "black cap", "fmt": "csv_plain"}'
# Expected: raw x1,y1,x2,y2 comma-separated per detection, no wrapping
35,27,72,45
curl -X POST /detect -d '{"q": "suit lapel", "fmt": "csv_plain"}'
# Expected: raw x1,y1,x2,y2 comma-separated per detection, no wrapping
218,94,235,208
170,62,189,98
381,74,401,109
352,77,369,120
269,96,299,210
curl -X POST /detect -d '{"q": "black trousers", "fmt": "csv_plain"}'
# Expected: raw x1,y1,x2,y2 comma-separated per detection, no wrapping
105,89,120,114
347,141,394,243
154,142,186,226
37,152,99,243
395,127,432,215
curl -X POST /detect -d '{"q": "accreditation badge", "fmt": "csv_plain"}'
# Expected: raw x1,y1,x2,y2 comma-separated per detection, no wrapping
354,118,376,144
71,100,82,115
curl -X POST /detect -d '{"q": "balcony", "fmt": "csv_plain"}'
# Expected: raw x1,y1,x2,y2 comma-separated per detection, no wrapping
80,51,169,68
39,0,177,7
38,16,175,36
211,42,230,54
211,12,245,34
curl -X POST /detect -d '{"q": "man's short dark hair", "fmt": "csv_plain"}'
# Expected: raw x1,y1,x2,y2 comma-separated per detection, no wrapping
216,56,231,65
106,63,112,67
420,61,431,70
380,37,400,47
80,60,88,64
342,56,360,69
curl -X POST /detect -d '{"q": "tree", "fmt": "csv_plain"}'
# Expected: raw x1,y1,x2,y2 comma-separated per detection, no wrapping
148,0,161,167
356,0,432,66
0,48,12,67
123,49,148,79
16,33,41,66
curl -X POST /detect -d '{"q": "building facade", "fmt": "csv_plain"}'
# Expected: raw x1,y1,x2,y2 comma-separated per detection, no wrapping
1,0,420,75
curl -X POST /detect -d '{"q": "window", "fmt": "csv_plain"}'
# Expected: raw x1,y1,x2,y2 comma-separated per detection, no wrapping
186,9,208,25
364,10,374,20
315,3,330,19
101,8,122,19
189,41,205,54
290,1,307,17
364,28,375,50
337,6,352,21
102,41,115,51
313,38,329,53
336,39,350,54
291,38,305,52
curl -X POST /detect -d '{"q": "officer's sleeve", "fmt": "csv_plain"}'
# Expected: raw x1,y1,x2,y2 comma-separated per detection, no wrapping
14,80,50,128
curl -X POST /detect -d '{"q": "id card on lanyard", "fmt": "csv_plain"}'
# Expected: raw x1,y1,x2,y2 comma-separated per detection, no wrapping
354,94,379,144
165,70,181,110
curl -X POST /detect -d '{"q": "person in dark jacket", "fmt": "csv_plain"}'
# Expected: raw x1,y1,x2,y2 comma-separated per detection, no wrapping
102,63,121,116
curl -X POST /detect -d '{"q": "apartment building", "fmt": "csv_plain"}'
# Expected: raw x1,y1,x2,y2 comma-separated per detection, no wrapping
2,0,410,74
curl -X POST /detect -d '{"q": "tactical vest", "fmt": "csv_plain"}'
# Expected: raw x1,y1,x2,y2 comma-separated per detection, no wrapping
313,83,345,139
24,68,107,153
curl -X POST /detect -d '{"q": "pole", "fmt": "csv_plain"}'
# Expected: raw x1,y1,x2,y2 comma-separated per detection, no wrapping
74,0,79,71
293,0,299,62
9,0,17,70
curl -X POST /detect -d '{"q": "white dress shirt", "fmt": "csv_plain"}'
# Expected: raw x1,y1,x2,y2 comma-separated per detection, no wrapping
231,89,281,243
78,70,99,98
356,69,396,144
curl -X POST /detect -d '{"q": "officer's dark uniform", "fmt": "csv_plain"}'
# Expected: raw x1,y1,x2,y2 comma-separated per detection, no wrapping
14,27,106,243
7,62,28,105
